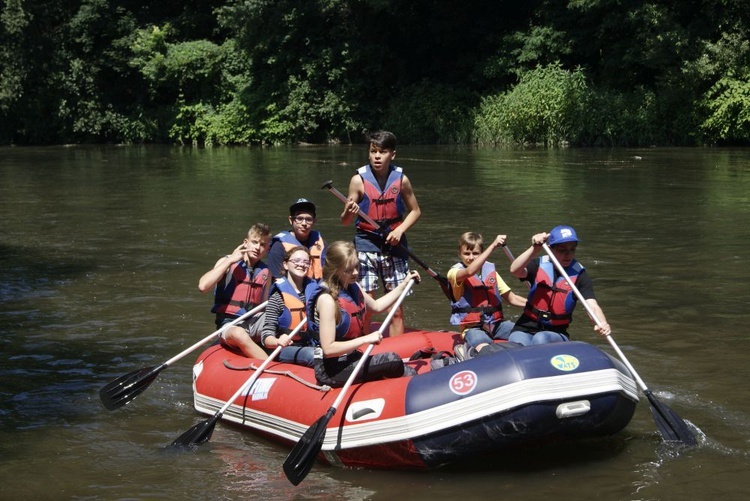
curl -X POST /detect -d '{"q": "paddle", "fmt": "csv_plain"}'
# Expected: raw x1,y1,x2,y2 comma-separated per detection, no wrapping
170,318,308,448
321,180,453,301
499,243,530,288
500,243,516,263
542,244,696,445
283,278,416,485
99,301,268,411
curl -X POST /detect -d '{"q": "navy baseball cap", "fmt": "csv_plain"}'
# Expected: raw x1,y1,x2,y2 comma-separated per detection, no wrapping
548,225,579,245
289,198,316,217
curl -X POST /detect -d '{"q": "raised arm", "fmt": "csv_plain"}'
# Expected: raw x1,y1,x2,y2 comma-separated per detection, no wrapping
510,232,548,279
198,243,245,293
454,235,506,283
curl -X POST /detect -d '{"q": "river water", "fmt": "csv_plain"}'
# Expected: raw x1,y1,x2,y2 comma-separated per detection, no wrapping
1,145,749,500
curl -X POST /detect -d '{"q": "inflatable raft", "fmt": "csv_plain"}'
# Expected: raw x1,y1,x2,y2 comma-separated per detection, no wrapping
191,327,638,469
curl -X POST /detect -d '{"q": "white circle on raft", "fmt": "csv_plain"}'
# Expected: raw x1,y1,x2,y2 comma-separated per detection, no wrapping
449,370,478,396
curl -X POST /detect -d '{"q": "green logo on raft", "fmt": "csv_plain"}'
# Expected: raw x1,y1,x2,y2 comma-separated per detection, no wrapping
550,354,580,371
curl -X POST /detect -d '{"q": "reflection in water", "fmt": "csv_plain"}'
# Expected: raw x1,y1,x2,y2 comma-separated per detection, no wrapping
1,145,750,499
212,433,375,500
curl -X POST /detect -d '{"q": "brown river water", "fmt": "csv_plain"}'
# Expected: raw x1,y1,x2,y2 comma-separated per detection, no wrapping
1,145,749,500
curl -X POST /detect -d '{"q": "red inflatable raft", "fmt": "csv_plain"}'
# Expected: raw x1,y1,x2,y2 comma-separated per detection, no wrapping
191,327,638,470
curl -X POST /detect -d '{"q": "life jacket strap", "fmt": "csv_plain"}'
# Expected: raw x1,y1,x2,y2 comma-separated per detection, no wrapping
451,305,502,314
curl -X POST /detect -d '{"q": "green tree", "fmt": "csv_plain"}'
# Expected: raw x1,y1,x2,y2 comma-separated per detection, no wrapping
217,0,362,143
687,28,750,144
1,0,228,144
3,0,750,145
383,80,475,144
474,63,590,146
700,72,750,144
218,0,536,143
0,1,78,143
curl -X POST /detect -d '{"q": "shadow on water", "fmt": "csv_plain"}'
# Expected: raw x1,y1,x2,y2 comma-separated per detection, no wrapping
0,242,95,303
0,242,126,437
434,435,633,473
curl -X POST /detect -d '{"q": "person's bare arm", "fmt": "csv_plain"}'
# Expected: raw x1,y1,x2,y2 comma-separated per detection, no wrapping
317,292,381,357
385,175,421,246
340,175,364,225
502,290,528,308
454,235,506,283
510,232,548,278
198,243,245,292
586,298,611,337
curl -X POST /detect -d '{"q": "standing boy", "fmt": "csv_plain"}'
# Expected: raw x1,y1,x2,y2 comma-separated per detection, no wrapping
448,232,526,355
340,130,421,337
198,223,272,359
267,198,326,280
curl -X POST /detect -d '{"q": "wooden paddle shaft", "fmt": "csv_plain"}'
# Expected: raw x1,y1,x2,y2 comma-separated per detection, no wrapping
321,180,380,229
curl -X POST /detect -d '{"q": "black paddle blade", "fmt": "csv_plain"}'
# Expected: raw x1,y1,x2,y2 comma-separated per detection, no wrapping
283,408,335,485
98,364,166,410
645,390,697,446
169,415,219,448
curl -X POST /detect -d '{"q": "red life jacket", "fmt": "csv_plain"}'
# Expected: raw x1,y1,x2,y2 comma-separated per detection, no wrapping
523,257,583,328
305,282,366,341
336,285,367,340
211,260,269,316
449,261,504,327
355,164,405,233
271,230,325,280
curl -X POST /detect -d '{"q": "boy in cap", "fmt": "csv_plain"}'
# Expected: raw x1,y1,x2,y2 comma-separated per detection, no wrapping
267,198,326,280
506,225,611,345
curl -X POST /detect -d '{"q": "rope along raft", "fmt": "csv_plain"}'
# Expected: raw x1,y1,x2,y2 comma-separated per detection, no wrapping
223,360,332,392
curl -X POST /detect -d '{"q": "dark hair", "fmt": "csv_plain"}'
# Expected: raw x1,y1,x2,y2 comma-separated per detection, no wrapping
365,130,397,150
283,245,311,262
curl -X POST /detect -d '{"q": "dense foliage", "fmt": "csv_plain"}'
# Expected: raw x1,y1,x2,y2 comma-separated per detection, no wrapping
1,0,749,146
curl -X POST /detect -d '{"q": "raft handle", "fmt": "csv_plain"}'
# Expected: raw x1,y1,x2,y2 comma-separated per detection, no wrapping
556,400,591,418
